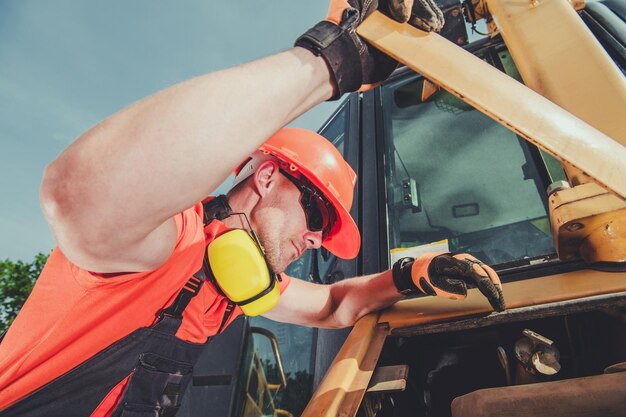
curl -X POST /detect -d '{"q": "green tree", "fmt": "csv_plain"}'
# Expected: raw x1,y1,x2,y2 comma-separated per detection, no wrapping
0,252,49,333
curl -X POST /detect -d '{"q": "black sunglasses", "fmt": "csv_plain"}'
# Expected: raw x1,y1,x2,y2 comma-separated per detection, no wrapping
280,170,336,240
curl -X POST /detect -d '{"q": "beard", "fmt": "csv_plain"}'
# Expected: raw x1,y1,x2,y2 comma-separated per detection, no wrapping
256,226,290,274
252,205,293,274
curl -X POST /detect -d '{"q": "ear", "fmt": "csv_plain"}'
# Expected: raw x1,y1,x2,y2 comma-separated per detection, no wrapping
252,161,280,198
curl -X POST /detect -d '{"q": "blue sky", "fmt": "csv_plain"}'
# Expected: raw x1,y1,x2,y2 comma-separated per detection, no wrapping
0,1,340,261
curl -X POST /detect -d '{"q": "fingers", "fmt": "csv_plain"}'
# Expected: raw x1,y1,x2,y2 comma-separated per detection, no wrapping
482,263,503,290
473,274,506,312
480,263,506,312
386,0,444,31
427,253,506,310
387,0,414,23
451,254,506,312
409,0,445,32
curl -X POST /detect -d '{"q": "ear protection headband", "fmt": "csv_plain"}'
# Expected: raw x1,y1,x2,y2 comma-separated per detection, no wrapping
203,196,281,316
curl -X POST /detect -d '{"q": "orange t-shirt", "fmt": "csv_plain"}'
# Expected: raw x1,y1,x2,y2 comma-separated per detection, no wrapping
0,203,290,410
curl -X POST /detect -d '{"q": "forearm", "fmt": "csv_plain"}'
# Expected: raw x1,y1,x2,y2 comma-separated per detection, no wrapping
42,48,333,266
318,252,506,327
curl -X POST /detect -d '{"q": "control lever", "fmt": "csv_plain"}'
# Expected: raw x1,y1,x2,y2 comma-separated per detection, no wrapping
496,346,512,386
514,328,561,384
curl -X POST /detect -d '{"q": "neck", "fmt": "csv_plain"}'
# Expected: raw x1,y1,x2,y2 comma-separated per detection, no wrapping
222,188,259,231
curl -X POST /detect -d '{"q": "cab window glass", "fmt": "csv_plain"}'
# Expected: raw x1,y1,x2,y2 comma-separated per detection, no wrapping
319,103,346,155
382,74,556,267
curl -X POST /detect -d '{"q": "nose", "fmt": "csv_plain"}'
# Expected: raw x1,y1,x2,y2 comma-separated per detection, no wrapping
303,230,323,250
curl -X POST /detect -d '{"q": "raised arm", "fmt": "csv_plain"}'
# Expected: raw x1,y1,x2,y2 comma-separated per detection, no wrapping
41,49,334,273
40,0,446,274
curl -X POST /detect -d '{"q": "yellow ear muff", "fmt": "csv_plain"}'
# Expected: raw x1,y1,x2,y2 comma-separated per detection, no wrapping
206,229,280,316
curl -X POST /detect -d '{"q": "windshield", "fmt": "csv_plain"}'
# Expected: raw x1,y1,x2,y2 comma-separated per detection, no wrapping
381,71,557,268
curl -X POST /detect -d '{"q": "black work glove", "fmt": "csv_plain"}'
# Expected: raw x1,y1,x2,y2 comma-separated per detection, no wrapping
295,0,445,100
393,252,506,312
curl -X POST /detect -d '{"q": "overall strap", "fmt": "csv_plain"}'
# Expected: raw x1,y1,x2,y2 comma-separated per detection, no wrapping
157,195,232,321
158,270,206,320
202,195,232,225
201,194,236,333
217,302,236,334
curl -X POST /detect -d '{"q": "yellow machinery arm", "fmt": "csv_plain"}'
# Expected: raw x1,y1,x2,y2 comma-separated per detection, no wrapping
301,315,388,417
357,11,626,199
358,6,626,263
485,0,626,186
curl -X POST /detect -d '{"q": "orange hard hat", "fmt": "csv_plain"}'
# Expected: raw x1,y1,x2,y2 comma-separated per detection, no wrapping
233,128,360,259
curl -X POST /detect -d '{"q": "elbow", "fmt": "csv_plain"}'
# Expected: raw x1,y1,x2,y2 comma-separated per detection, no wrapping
329,307,366,329
40,168,103,271
40,161,94,256
41,158,86,232
40,161,69,227
323,284,366,329
328,313,352,329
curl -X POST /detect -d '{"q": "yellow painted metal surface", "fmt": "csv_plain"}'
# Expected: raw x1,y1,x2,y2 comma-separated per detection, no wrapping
483,0,626,262
485,0,626,186
302,315,388,417
357,12,626,199
379,269,626,330
550,182,626,262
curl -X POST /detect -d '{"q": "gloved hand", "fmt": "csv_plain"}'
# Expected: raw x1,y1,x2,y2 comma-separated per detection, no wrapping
386,0,445,32
392,252,506,312
295,0,445,99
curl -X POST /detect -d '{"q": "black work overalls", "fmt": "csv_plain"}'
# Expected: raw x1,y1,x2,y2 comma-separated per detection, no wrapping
0,197,236,417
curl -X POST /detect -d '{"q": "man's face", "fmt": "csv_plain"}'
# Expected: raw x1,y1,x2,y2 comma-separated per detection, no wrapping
250,175,324,273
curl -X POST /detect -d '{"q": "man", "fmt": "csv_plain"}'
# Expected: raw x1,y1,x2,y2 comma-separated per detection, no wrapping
0,0,505,416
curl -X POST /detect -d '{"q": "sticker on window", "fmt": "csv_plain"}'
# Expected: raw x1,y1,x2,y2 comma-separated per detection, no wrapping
390,240,450,264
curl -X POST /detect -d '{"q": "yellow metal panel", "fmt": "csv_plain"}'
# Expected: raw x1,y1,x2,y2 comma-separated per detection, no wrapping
483,0,626,260
487,0,626,185
302,315,388,417
378,269,626,330
486,0,626,148
357,12,626,199
550,182,626,262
